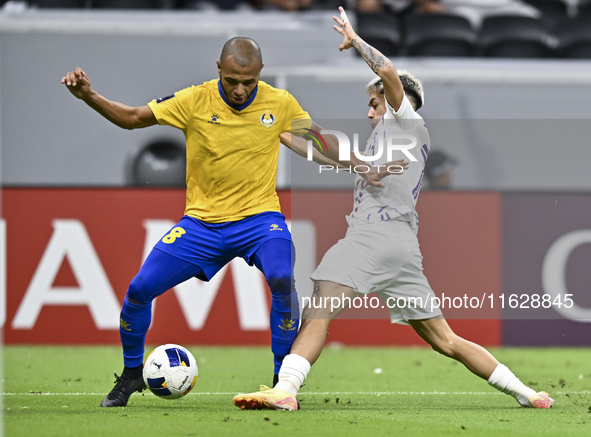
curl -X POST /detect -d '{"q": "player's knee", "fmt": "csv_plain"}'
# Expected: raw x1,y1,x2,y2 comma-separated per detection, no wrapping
267,273,293,297
126,275,156,305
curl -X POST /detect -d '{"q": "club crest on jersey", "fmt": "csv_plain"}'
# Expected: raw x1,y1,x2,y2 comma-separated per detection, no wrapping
208,114,221,125
270,224,283,231
260,110,275,128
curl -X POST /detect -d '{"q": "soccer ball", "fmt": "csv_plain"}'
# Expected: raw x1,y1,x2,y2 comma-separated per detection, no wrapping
143,344,198,400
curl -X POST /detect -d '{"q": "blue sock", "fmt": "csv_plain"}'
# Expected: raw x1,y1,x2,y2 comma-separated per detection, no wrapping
120,298,152,368
270,290,300,374
253,239,300,375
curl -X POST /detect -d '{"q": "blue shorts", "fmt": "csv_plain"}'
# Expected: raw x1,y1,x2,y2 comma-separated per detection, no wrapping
154,211,292,281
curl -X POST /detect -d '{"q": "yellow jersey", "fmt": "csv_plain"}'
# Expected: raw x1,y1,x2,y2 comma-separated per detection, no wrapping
148,79,310,223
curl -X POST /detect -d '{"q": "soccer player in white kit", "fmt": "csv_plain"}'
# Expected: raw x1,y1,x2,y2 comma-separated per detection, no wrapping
233,7,554,411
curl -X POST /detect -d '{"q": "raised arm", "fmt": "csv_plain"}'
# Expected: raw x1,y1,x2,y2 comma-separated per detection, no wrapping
333,7,404,111
62,67,157,130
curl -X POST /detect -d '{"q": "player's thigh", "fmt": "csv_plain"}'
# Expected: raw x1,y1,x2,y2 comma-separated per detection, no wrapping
127,248,203,304
229,211,292,266
311,221,411,296
302,280,356,321
251,238,295,290
153,216,229,281
377,224,443,323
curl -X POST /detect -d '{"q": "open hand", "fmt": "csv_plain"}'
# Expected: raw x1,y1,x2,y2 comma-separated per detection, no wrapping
333,6,358,51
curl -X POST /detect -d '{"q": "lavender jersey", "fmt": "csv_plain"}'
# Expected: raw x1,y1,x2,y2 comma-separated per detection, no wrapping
346,94,430,234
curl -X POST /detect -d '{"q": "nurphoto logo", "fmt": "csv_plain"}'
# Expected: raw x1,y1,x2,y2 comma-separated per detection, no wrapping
304,129,418,174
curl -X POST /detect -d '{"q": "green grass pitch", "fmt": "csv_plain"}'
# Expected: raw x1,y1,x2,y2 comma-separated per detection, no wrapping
2,345,591,436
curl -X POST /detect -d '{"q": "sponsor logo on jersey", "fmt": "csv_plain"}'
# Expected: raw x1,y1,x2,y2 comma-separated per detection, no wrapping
208,114,221,125
279,318,296,331
260,110,275,128
156,94,174,104
270,224,283,231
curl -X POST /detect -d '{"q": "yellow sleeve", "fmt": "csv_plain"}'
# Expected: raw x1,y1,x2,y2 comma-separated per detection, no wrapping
285,93,311,136
147,87,195,131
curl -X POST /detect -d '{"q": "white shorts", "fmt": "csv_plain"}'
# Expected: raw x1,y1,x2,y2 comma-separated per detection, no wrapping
310,219,442,324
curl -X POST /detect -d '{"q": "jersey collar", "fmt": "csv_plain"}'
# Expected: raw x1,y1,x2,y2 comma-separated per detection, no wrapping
218,79,258,112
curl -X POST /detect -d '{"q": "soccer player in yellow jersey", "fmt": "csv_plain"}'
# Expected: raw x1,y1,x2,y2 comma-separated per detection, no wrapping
62,37,389,407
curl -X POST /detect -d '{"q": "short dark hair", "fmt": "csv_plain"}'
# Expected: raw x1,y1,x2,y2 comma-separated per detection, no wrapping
220,37,263,68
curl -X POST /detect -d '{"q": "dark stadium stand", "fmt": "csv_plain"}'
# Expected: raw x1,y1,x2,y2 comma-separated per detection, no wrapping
31,0,86,7
356,11,401,57
92,0,160,8
176,0,249,10
5,0,344,10
3,0,591,58
524,0,568,16
557,16,591,58
403,13,476,57
578,0,591,16
479,15,554,58
523,0,569,31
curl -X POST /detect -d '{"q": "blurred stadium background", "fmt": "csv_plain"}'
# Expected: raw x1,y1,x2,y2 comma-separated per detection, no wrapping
1,0,591,372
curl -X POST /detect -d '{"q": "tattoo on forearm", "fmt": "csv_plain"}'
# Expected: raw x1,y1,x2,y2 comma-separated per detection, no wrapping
352,37,393,75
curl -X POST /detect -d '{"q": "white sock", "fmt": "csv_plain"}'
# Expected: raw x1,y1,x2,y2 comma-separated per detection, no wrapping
487,363,536,407
274,354,311,395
